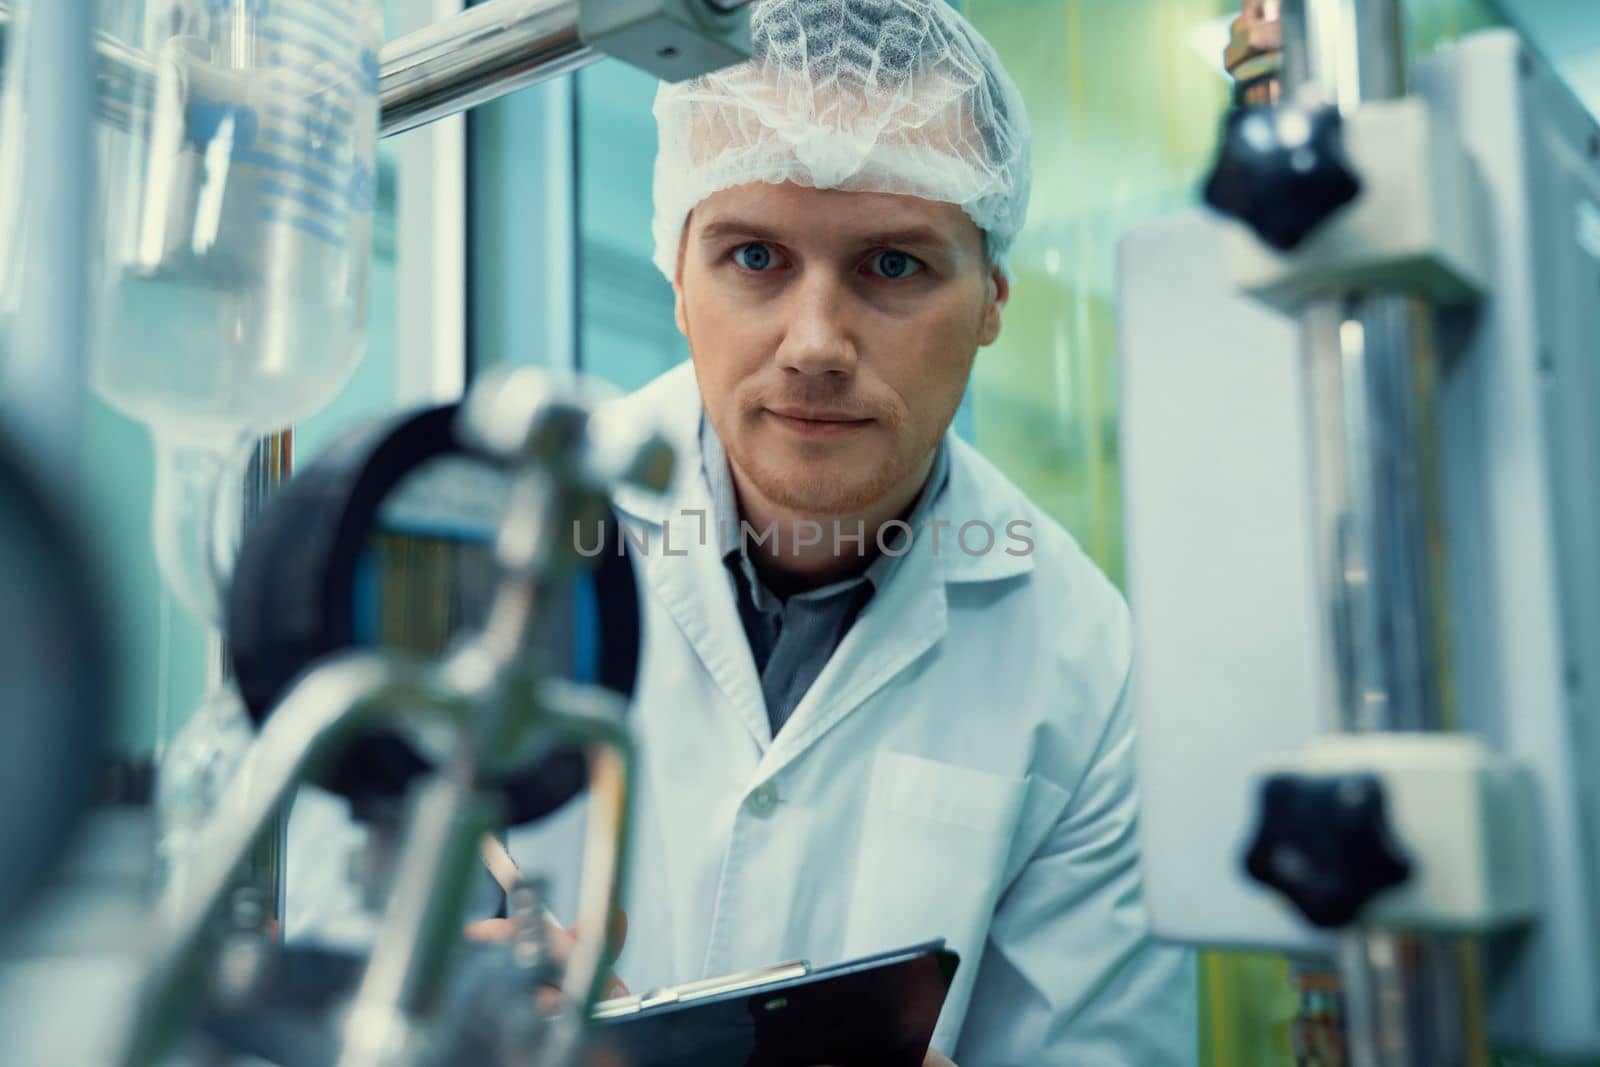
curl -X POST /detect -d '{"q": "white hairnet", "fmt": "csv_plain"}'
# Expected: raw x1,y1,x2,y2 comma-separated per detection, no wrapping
651,0,1032,281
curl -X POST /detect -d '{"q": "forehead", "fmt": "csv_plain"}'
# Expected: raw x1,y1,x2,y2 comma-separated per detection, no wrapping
690,182,981,251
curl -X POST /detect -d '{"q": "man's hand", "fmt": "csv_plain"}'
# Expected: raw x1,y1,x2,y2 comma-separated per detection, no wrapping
465,910,631,1004
470,835,630,1001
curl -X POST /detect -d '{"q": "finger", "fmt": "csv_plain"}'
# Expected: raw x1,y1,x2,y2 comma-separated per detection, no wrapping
586,1048,627,1067
564,909,628,954
479,835,523,895
464,918,516,942
545,917,578,961
611,907,628,952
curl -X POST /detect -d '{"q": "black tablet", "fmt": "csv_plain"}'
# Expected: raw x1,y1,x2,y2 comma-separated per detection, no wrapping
590,940,959,1067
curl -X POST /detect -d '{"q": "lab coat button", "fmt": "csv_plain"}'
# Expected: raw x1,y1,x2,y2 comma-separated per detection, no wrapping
745,781,779,818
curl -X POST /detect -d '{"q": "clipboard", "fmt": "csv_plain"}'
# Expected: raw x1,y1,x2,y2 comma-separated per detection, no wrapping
589,940,959,1067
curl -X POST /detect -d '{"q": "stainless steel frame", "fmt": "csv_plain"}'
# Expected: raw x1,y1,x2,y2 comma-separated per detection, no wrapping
379,0,596,139
0,2,711,1060
118,370,669,1067
236,430,295,929
0,0,624,141
1278,2,1489,1064
7,0,92,480
394,0,469,409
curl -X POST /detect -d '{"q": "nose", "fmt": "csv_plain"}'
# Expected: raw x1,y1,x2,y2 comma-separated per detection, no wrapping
774,270,856,378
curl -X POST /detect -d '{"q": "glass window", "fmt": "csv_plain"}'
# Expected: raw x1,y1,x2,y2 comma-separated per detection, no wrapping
962,0,1239,588
575,61,689,392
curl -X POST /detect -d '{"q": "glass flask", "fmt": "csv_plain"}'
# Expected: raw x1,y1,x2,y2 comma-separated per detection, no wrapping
93,0,381,615
85,0,384,886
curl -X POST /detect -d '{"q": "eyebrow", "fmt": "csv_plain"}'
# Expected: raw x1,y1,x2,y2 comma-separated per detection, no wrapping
697,217,958,252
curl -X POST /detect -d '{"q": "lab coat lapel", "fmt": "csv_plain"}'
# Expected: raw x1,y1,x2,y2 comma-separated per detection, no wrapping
608,363,773,752
756,526,949,778
631,506,774,751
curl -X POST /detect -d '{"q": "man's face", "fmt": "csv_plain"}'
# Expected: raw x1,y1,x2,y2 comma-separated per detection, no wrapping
674,181,1008,518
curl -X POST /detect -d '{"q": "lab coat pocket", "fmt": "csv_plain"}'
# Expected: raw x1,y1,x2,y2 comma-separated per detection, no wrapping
841,751,1027,961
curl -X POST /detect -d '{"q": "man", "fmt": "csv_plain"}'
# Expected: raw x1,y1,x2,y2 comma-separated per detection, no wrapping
526,1,1199,1062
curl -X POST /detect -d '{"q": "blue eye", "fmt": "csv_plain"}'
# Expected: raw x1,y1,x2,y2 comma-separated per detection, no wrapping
869,250,922,279
733,242,778,271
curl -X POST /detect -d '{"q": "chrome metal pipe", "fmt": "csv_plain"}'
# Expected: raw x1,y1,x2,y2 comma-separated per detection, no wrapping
335,686,634,1067
1298,294,1448,736
1283,0,1405,113
8,0,93,481
1338,931,1483,1067
236,430,295,932
541,680,635,1013
378,0,596,139
1277,3,1489,1066
116,653,467,1067
1299,287,1479,1067
2,0,754,142
339,774,496,1067
0,0,597,141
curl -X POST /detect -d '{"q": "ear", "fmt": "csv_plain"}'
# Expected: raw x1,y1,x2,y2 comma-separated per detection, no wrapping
978,263,1010,347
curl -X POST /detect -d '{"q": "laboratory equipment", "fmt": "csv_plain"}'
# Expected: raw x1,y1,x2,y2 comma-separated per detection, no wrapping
226,399,641,824
0,0,755,140
90,0,385,620
0,428,111,928
1120,2,1600,1063
118,366,674,1067
0,0,754,1062
0,10,130,1060
1,0,96,480
74,0,387,904
38,0,749,913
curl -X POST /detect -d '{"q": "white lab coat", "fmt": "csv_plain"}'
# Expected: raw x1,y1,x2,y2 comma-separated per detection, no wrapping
582,361,1197,1065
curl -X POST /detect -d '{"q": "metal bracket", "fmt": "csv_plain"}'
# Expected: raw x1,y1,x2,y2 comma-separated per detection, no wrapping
1226,97,1493,311
578,0,752,82
1253,733,1540,932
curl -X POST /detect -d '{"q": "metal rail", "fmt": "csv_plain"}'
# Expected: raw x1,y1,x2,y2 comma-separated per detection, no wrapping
378,0,596,139
1276,2,1490,1065
0,0,610,140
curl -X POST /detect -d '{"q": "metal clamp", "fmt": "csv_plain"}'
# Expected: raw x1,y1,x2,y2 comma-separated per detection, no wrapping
1225,96,1493,310
115,370,675,1067
577,0,753,82
1248,733,1540,932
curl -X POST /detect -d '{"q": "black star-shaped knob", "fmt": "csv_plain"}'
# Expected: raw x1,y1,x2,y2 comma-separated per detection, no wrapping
1203,102,1363,252
1243,773,1412,929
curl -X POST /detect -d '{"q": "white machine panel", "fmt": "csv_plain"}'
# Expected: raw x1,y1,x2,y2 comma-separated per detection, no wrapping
1117,210,1331,957
1119,30,1600,1058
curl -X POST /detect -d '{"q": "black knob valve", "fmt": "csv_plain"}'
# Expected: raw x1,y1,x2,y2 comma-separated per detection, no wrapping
1243,773,1413,929
1203,102,1363,252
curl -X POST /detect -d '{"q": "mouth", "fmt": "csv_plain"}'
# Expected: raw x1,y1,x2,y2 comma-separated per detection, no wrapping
763,407,875,438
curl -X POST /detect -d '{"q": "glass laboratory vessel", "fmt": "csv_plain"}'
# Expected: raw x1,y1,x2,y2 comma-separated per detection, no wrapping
93,0,382,614
86,0,384,887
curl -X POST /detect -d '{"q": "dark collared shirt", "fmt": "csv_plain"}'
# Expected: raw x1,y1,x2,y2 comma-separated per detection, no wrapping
700,416,951,737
